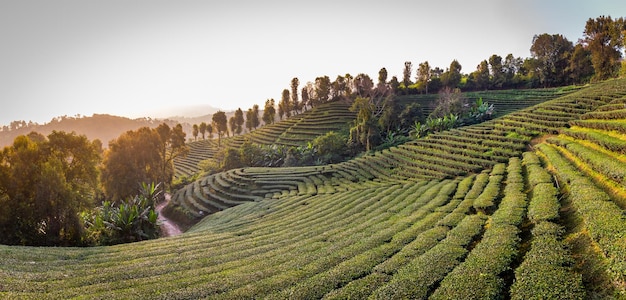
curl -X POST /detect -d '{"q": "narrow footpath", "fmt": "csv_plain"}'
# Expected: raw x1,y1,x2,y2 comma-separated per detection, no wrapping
155,193,183,237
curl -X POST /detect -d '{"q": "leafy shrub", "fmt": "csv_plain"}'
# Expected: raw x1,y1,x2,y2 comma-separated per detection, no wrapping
473,165,505,212
570,119,626,134
562,128,626,155
83,182,161,245
430,225,520,300
528,182,559,223
538,143,626,284
510,222,585,300
564,139,626,184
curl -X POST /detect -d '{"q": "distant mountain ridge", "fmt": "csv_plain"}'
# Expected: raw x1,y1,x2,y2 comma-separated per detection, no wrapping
0,105,259,148
0,114,181,148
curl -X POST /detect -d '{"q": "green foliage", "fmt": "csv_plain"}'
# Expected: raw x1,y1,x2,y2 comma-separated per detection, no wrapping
528,182,560,223
562,128,626,155
467,97,495,124
473,164,505,212
221,147,244,170
431,226,520,299
311,131,348,164
510,222,586,300
0,131,101,246
83,182,161,245
553,137,626,184
538,143,626,285
102,124,187,201
198,158,221,175
570,119,626,134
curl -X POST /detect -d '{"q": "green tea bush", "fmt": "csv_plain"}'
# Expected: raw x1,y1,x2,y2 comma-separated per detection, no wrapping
430,225,520,300
565,139,626,184
562,128,626,154
473,165,505,212
570,119,626,134
538,143,626,284
510,221,585,300
528,182,559,223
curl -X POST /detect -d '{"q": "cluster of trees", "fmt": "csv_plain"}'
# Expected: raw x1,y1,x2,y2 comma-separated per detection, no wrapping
399,16,626,93
189,16,623,147
0,123,188,246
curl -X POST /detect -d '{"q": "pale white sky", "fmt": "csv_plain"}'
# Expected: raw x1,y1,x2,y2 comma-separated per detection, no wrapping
1,0,624,126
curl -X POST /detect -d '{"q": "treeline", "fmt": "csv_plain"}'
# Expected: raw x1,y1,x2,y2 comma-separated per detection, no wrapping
400,15,625,93
0,123,188,246
190,16,625,141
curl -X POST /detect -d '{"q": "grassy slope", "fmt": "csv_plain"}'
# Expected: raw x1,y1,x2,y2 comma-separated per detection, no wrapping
2,80,626,299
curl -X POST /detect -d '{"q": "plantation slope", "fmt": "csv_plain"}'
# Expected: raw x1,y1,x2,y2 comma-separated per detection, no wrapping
173,101,355,178
397,86,579,116
170,79,626,219
531,96,626,297
2,154,570,299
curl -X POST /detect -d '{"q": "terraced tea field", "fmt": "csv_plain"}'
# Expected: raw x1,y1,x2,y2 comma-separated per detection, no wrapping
173,101,355,178
2,79,626,298
171,81,623,217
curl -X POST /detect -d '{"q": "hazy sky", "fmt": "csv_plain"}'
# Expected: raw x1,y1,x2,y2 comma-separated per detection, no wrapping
1,0,624,126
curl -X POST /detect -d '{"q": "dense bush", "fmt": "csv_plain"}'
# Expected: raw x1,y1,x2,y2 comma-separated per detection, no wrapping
563,139,626,184
431,225,520,299
528,182,560,223
510,222,585,300
538,143,626,284
562,128,626,154
83,182,161,245
473,164,505,212
570,119,626,134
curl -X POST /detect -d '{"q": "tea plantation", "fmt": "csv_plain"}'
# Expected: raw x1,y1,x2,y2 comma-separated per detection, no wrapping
2,79,626,299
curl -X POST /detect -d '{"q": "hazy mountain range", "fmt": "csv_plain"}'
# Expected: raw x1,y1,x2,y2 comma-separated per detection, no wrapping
0,104,236,148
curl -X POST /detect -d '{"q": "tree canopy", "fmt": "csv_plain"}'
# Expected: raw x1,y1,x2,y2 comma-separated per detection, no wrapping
0,131,101,246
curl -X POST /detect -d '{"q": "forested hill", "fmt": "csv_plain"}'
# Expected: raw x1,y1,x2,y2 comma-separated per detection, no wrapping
0,114,180,147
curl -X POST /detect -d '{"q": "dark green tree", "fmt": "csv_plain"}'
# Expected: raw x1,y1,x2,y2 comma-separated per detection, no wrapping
251,104,260,129
199,122,207,139
234,108,244,135
473,60,491,90
488,55,505,88
291,77,300,114
314,75,331,106
402,61,413,88
281,89,292,118
192,124,199,141
583,16,625,80
212,111,228,147
442,59,462,89
262,98,276,125
530,33,573,86
0,131,101,246
568,44,594,84
416,61,431,93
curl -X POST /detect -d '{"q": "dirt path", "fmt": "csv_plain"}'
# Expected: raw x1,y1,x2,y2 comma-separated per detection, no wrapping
156,193,183,237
